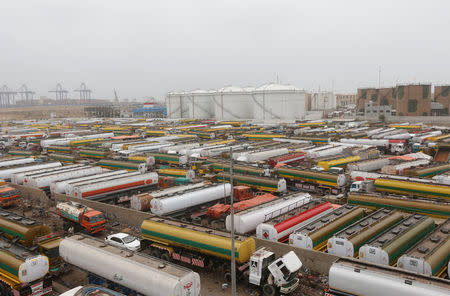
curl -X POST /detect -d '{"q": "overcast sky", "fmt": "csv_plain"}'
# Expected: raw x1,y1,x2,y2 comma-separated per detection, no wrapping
1,0,449,101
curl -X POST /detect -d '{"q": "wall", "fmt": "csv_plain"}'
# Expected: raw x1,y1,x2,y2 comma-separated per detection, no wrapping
13,184,338,274
434,85,450,115
255,238,338,274
352,115,450,125
53,193,154,227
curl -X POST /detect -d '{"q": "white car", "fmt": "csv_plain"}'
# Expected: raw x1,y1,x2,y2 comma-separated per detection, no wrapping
105,233,141,251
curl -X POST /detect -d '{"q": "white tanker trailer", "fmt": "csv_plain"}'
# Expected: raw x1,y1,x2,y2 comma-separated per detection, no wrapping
28,166,103,189
0,162,62,181
50,170,125,194
226,193,312,234
59,235,201,296
326,258,450,296
0,157,35,168
71,172,158,200
150,183,231,216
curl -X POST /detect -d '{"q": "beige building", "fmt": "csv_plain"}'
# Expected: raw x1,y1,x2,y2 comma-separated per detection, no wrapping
336,93,357,108
357,84,432,116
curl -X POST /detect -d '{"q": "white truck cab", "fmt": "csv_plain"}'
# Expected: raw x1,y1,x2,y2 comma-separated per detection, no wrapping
249,247,302,296
350,180,374,193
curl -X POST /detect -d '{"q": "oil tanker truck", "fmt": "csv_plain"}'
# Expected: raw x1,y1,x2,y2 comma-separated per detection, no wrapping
59,235,201,296
141,217,304,296
56,202,106,234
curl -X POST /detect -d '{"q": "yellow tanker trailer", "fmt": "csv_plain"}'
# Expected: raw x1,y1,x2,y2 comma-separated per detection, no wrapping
141,217,255,268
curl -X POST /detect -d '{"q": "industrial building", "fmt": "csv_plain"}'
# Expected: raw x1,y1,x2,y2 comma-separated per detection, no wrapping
356,84,448,116
132,102,167,118
166,83,307,120
336,93,357,108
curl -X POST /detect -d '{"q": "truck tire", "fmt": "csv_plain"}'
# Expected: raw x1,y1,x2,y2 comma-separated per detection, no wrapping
262,283,276,296
161,252,171,262
224,271,231,283
151,249,161,258
0,282,10,296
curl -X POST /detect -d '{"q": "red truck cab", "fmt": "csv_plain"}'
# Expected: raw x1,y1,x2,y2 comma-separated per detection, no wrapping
83,210,107,234
0,184,20,207
56,202,106,234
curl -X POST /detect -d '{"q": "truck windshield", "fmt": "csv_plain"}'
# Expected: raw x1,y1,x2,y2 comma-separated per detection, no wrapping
88,214,105,223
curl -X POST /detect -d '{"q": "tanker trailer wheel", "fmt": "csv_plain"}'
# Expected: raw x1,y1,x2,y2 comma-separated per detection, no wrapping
160,252,171,262
262,283,277,296
224,271,232,283
0,283,10,296
151,249,161,258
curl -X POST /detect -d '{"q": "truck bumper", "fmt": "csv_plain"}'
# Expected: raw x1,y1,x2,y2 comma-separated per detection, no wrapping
280,278,299,295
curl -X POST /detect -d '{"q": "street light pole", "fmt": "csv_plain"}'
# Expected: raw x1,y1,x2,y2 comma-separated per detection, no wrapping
229,147,236,296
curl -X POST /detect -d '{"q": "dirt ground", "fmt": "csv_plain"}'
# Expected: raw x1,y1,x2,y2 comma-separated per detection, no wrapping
0,105,85,121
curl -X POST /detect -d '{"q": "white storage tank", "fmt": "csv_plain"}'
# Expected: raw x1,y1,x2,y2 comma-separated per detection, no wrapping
212,86,253,120
252,83,306,120
310,91,336,110
166,91,189,119
186,89,215,119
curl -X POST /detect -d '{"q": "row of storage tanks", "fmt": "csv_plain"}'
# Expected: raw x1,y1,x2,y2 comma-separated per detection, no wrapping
166,83,308,120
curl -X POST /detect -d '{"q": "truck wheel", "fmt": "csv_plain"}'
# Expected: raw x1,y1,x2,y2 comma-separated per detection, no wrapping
0,283,10,296
151,249,161,258
262,284,276,296
224,271,231,283
161,252,171,262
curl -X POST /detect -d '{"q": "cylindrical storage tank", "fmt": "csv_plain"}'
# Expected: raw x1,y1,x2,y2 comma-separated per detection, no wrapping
212,86,253,120
166,91,187,119
327,209,404,258
50,170,125,195
98,159,147,173
186,89,215,119
0,162,62,181
48,153,77,163
21,164,86,186
158,168,195,180
11,165,71,185
0,157,35,168
358,215,435,265
78,149,109,159
0,252,49,284
151,184,231,215
397,218,450,276
128,155,155,166
29,166,104,189
130,193,154,211
252,83,306,120
256,201,334,242
72,172,158,199
226,193,312,234
347,158,391,172
59,235,201,296
7,150,34,157
217,173,287,193
141,218,255,264
65,171,136,197
277,167,347,188
328,259,450,296
246,148,289,162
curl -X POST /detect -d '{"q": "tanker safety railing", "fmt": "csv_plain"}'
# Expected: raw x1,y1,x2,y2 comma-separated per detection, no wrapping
263,198,310,223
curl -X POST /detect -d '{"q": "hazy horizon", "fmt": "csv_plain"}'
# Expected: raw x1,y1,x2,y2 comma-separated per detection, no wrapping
1,0,449,101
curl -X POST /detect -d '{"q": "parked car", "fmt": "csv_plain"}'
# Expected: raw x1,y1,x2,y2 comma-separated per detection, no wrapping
104,233,141,251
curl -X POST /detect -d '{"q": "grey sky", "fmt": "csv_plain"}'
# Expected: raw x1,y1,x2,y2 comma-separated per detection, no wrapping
1,0,449,101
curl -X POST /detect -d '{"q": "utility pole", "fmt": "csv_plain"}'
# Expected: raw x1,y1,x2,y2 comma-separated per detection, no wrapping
229,147,236,296
378,66,381,88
